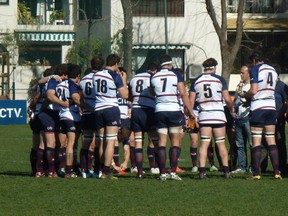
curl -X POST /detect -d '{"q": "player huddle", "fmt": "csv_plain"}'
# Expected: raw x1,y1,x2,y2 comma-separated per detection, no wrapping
28,51,282,181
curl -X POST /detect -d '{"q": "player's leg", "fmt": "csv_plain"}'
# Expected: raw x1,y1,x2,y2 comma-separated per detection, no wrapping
189,131,198,172
102,125,118,178
65,130,77,178
35,130,46,177
168,126,182,173
57,130,67,177
213,125,230,178
198,126,212,178
265,124,281,178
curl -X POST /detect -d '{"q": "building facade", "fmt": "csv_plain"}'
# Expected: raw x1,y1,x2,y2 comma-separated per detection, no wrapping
0,0,288,99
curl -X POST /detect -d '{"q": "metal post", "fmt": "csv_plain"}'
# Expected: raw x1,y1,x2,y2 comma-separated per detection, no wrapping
12,65,16,100
164,0,168,54
12,81,15,100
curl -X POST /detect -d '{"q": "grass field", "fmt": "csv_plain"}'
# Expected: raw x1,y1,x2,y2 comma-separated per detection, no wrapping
0,124,287,216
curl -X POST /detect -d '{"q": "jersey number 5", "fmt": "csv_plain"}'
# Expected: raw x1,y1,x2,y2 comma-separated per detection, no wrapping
204,84,212,98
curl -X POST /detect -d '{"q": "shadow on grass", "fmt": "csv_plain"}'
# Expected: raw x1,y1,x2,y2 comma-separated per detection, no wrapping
0,171,32,177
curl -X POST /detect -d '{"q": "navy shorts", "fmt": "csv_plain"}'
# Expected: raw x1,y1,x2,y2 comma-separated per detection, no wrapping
131,108,156,132
121,118,131,128
199,123,226,129
38,109,60,133
81,113,96,131
94,107,121,129
250,109,277,127
155,111,183,129
29,115,43,134
60,119,81,133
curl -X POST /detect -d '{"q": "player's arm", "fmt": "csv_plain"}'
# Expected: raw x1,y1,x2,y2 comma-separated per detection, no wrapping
178,82,193,117
38,75,61,87
71,93,94,112
28,91,41,111
117,71,129,99
120,144,130,171
223,90,236,118
47,89,69,108
243,83,257,99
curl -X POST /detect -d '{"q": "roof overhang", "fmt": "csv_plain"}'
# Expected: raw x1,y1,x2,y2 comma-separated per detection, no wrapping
17,32,75,42
133,44,191,50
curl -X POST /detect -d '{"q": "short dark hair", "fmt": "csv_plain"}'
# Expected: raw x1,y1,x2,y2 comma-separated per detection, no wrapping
91,55,104,70
68,64,82,79
202,58,218,70
106,54,121,67
159,54,172,67
53,63,70,76
120,126,131,140
43,68,53,77
147,62,159,71
118,67,127,73
249,51,264,62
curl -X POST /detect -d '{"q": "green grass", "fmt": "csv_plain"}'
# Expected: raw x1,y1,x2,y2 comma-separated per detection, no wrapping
0,125,287,216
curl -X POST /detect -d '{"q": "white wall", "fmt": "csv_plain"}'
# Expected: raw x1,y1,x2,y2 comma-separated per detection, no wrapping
110,0,222,74
0,1,17,33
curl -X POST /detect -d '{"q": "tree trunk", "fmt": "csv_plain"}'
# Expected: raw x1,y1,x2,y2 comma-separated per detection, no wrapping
205,0,245,86
121,0,133,78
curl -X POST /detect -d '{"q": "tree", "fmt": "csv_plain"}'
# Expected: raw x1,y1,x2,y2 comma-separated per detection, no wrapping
65,38,103,68
121,0,133,77
205,0,245,85
77,0,102,67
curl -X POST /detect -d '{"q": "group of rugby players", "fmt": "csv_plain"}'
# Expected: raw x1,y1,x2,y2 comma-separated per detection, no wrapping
28,51,282,180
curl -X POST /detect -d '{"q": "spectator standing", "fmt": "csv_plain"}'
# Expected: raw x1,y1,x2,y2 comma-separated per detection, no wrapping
232,65,252,174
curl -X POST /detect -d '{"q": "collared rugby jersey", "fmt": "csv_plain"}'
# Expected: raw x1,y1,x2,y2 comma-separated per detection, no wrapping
92,69,124,111
129,72,156,109
190,73,227,124
79,72,96,114
249,63,277,111
150,68,183,112
56,79,80,121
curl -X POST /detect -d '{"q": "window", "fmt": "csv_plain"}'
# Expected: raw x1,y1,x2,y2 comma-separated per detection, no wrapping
0,0,9,5
228,31,288,74
79,0,102,20
132,0,184,17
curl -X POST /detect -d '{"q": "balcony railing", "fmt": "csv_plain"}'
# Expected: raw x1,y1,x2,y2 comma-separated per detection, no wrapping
227,0,286,14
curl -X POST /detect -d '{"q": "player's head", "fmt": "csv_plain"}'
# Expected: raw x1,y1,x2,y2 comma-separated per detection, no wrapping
118,67,127,74
118,126,131,142
43,68,53,77
91,55,104,71
202,58,218,71
53,63,70,77
249,51,264,65
147,62,159,73
106,54,121,67
84,68,92,75
68,64,82,79
240,65,250,82
159,54,173,68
